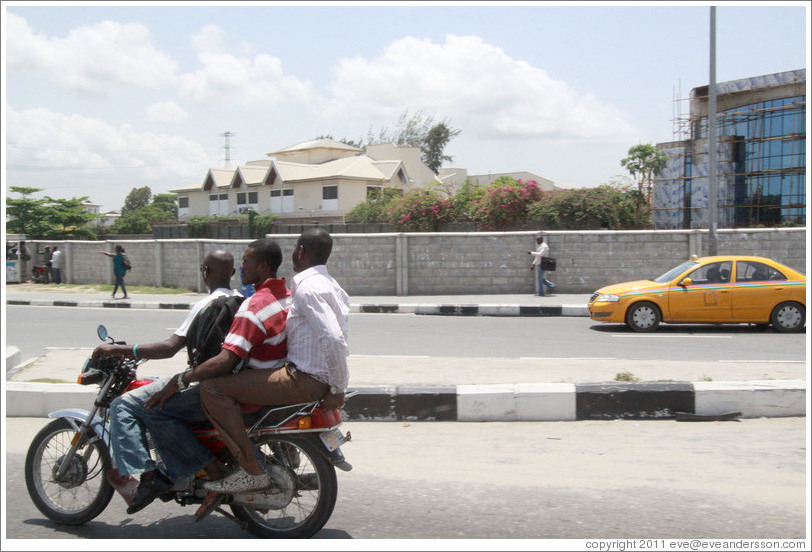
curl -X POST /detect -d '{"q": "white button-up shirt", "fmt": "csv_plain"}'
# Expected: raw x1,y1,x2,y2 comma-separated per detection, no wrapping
287,265,350,391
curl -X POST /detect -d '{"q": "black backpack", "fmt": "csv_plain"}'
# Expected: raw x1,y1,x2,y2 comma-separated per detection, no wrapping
186,294,246,368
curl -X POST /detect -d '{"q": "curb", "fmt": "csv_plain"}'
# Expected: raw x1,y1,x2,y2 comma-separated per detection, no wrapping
5,380,805,421
7,298,590,317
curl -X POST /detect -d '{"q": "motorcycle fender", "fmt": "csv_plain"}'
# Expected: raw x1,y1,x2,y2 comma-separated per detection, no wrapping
48,409,110,447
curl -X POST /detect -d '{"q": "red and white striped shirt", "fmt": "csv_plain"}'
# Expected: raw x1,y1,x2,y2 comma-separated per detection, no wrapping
222,278,291,370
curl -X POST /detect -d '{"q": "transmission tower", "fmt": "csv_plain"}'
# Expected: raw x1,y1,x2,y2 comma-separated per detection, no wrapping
221,131,235,168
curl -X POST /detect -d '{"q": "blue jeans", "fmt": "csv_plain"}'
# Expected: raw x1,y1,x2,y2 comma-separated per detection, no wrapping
52,268,62,284
109,378,213,481
536,266,556,296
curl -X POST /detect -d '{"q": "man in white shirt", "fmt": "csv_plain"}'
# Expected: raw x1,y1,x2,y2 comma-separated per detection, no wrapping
528,234,556,296
50,246,63,284
286,227,350,408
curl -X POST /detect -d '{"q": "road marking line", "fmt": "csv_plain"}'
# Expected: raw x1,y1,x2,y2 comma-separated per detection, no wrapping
611,334,732,339
519,357,617,361
718,359,804,363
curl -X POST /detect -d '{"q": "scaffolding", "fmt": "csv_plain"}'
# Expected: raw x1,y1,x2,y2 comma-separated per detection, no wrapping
654,71,806,229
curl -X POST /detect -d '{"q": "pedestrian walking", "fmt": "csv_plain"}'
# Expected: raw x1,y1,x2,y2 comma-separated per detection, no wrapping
528,234,556,297
99,245,129,299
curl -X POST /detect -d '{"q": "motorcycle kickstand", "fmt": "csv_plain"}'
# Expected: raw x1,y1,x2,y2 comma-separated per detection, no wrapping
210,504,249,530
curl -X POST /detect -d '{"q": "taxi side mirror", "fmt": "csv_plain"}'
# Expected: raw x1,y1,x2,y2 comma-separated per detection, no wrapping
680,277,693,287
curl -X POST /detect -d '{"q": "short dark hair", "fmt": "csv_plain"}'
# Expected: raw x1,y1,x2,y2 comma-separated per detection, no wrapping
298,227,332,265
248,238,282,272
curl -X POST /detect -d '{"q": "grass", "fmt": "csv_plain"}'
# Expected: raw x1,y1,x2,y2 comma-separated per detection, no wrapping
11,283,194,295
615,371,640,382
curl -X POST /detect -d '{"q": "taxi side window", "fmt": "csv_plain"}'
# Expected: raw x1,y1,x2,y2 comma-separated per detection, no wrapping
688,262,732,284
736,261,787,282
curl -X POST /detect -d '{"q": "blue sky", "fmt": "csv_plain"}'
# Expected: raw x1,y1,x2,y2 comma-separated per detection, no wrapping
2,1,809,212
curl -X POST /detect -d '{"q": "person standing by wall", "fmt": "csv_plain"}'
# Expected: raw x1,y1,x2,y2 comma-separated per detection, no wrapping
98,245,129,299
528,234,556,297
50,246,64,284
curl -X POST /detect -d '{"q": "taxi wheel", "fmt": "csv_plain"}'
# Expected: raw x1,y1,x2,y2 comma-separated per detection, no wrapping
626,302,661,332
770,302,805,333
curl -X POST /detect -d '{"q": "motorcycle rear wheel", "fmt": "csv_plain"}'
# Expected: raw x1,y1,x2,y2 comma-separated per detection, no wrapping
25,418,114,525
231,435,338,538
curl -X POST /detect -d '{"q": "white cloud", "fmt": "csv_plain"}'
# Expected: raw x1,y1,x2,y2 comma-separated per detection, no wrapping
178,24,314,108
4,106,210,208
4,12,178,95
325,34,638,142
146,100,189,124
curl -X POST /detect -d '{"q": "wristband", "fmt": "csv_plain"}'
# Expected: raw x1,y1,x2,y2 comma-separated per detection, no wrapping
132,344,139,359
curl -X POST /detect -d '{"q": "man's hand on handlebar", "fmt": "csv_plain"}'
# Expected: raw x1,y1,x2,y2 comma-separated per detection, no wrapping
91,344,128,361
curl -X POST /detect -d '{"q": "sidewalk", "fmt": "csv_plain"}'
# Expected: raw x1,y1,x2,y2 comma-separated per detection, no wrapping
4,285,806,421
4,285,594,317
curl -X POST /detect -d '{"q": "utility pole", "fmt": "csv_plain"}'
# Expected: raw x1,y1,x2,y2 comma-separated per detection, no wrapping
708,7,719,255
221,131,235,168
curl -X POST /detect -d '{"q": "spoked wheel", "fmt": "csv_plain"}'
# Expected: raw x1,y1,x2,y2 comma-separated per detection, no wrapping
25,418,114,525
231,435,337,538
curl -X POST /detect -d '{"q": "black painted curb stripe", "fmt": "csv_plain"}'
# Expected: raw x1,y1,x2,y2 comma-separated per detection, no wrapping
360,305,400,313
519,306,563,316
575,382,695,420
342,384,700,421
6,300,31,305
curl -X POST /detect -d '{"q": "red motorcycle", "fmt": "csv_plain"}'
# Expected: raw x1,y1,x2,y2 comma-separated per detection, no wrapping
24,324,353,538
31,265,50,283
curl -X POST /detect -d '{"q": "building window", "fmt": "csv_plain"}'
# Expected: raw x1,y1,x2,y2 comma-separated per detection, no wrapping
236,191,259,213
270,188,294,214
322,185,338,211
367,186,383,200
178,196,189,219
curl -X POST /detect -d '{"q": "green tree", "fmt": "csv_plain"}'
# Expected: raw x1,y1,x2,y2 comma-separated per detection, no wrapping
41,196,99,238
528,184,645,230
5,186,51,237
111,205,173,235
122,186,152,215
369,109,461,174
421,122,462,173
620,144,668,198
6,187,98,238
152,193,179,219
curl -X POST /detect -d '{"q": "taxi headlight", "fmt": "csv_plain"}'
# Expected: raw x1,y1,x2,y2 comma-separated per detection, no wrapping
596,294,620,302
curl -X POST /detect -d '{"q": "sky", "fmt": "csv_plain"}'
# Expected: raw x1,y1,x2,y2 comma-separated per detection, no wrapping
2,1,809,213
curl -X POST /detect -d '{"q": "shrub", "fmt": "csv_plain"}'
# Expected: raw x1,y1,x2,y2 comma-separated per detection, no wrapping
471,177,543,230
528,184,646,230
384,188,456,231
346,188,403,224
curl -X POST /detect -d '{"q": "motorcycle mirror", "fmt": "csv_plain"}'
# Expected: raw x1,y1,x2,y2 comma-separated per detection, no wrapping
97,325,109,342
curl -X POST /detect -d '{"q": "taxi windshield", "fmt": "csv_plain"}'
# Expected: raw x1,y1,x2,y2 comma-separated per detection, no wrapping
653,261,698,283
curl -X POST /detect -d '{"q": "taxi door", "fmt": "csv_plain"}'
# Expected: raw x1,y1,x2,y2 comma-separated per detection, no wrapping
668,261,733,322
730,260,786,322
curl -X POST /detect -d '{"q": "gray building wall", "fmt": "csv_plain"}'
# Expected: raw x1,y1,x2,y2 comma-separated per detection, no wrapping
22,228,806,295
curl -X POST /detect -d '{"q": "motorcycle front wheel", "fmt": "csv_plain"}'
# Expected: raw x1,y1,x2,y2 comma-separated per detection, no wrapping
231,435,338,538
25,418,114,525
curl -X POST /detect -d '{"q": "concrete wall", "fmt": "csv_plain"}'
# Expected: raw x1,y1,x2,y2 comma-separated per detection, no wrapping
20,228,806,295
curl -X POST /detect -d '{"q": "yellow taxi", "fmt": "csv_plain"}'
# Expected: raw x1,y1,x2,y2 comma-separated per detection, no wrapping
588,256,806,332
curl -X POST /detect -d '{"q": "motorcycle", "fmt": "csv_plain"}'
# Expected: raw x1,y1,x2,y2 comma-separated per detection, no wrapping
24,324,354,538
31,265,50,283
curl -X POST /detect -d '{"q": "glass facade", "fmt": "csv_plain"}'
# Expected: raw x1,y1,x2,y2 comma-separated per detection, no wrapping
694,96,806,225
655,70,806,229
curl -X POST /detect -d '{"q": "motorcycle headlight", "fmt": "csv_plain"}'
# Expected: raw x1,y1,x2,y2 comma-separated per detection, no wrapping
596,294,620,302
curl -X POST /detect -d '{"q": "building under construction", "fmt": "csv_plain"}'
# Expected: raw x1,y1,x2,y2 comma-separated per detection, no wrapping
653,69,806,229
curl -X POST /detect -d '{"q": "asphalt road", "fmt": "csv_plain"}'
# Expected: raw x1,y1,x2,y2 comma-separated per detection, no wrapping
5,305,807,367
4,417,807,541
